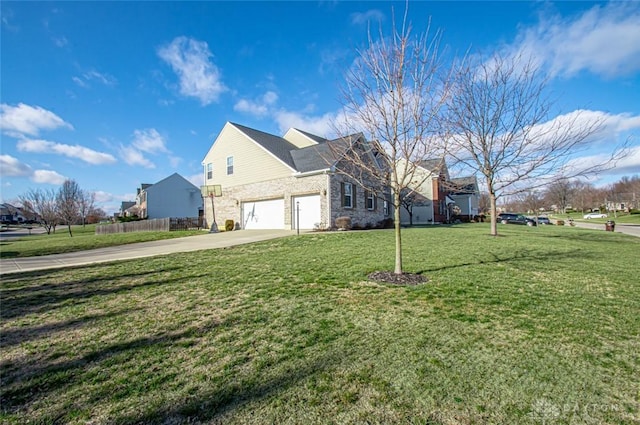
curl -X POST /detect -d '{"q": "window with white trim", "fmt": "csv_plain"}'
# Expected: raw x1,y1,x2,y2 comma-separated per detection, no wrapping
365,190,376,210
206,163,213,180
342,182,353,208
226,156,234,175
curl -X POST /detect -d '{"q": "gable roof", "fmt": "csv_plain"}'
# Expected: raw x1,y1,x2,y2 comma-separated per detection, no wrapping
292,128,328,145
230,122,299,170
449,176,479,194
419,158,446,173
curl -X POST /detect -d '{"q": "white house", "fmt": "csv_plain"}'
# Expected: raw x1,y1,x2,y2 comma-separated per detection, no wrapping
135,173,203,219
201,122,390,230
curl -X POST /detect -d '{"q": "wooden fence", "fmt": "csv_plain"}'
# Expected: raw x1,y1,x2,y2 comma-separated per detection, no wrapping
95,217,202,235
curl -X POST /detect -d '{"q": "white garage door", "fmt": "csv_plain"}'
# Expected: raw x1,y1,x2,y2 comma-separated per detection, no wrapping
292,195,321,229
242,199,284,229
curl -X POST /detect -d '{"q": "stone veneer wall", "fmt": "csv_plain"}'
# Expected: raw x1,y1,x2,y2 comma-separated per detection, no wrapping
204,173,329,230
204,172,390,230
329,174,389,228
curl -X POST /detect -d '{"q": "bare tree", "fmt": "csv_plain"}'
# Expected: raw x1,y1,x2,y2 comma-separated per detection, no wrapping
18,188,58,234
57,179,81,237
78,189,96,227
444,53,620,236
333,11,451,275
545,178,576,214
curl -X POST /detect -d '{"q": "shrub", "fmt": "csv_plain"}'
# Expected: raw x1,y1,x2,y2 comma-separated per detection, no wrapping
377,218,394,229
335,216,352,231
630,209,640,215
555,220,565,226
225,219,234,231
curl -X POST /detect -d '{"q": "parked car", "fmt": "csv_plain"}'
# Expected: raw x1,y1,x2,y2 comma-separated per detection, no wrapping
583,212,608,219
498,213,537,226
536,216,552,225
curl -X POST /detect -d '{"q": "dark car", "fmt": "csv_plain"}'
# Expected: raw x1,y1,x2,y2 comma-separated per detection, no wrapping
498,213,537,226
536,216,552,225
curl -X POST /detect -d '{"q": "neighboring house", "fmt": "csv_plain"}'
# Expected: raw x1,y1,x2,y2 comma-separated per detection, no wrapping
1,203,29,223
134,173,203,219
201,122,390,230
448,176,480,221
119,201,136,217
399,159,480,225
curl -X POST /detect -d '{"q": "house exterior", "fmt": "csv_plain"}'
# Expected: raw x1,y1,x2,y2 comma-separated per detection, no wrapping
399,159,480,225
201,122,390,230
133,173,203,220
1,203,29,223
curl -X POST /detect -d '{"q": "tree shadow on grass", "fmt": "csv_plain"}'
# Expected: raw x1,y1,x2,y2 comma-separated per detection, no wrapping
0,265,210,320
1,315,344,425
416,248,590,274
0,320,222,416
0,308,136,348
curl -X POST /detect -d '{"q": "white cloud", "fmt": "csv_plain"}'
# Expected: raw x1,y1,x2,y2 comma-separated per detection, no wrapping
73,69,117,88
32,169,66,185
94,191,113,203
351,10,385,25
158,36,227,105
17,138,117,165
0,154,67,184
0,103,73,136
273,109,336,136
187,172,204,188
0,154,32,177
132,128,169,154
507,2,640,78
234,91,278,117
119,145,155,169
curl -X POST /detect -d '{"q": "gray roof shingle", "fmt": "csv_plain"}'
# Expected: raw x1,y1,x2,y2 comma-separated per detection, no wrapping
230,122,299,170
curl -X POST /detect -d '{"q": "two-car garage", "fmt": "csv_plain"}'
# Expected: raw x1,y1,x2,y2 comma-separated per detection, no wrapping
241,194,321,230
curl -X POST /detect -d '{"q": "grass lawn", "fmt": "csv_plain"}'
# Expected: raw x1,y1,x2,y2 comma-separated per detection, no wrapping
1,225,638,424
0,224,204,258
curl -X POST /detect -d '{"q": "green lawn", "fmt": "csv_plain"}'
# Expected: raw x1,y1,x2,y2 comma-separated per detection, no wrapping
1,225,638,424
0,224,204,258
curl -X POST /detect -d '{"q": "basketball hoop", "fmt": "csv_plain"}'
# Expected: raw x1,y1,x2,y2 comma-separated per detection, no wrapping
200,185,222,232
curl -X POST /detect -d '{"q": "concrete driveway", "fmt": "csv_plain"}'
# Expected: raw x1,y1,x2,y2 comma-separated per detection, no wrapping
0,230,298,275
568,220,640,237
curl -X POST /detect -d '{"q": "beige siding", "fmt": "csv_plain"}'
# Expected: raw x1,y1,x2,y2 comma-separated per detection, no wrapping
202,123,294,189
282,128,319,148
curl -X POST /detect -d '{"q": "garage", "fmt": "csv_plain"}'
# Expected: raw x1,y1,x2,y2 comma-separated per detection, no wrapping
242,199,284,229
292,194,321,229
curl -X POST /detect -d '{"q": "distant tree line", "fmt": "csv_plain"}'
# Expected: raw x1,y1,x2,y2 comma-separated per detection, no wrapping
498,175,640,214
18,179,107,237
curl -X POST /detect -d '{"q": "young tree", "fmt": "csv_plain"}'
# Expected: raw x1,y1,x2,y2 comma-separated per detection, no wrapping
57,179,81,237
18,188,58,234
333,11,451,276
444,53,618,236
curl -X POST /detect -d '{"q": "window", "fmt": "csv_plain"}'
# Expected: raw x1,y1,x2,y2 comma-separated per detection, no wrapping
365,190,376,210
226,156,234,175
383,200,389,216
206,163,213,180
342,182,353,208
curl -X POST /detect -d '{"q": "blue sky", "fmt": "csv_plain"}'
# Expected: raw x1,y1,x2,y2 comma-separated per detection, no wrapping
1,1,639,214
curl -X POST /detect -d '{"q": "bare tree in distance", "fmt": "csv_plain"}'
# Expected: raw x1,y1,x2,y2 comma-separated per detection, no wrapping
57,179,81,237
18,188,58,234
444,52,626,236
78,189,96,227
332,9,452,276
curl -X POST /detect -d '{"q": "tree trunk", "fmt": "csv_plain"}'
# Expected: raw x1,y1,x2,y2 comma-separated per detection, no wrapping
490,192,498,236
67,224,73,237
394,191,403,274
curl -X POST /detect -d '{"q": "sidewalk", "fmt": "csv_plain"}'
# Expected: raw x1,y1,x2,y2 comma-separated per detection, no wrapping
0,230,297,275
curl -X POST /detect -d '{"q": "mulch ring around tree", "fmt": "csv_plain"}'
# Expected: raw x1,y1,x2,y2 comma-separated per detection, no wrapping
367,271,428,286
